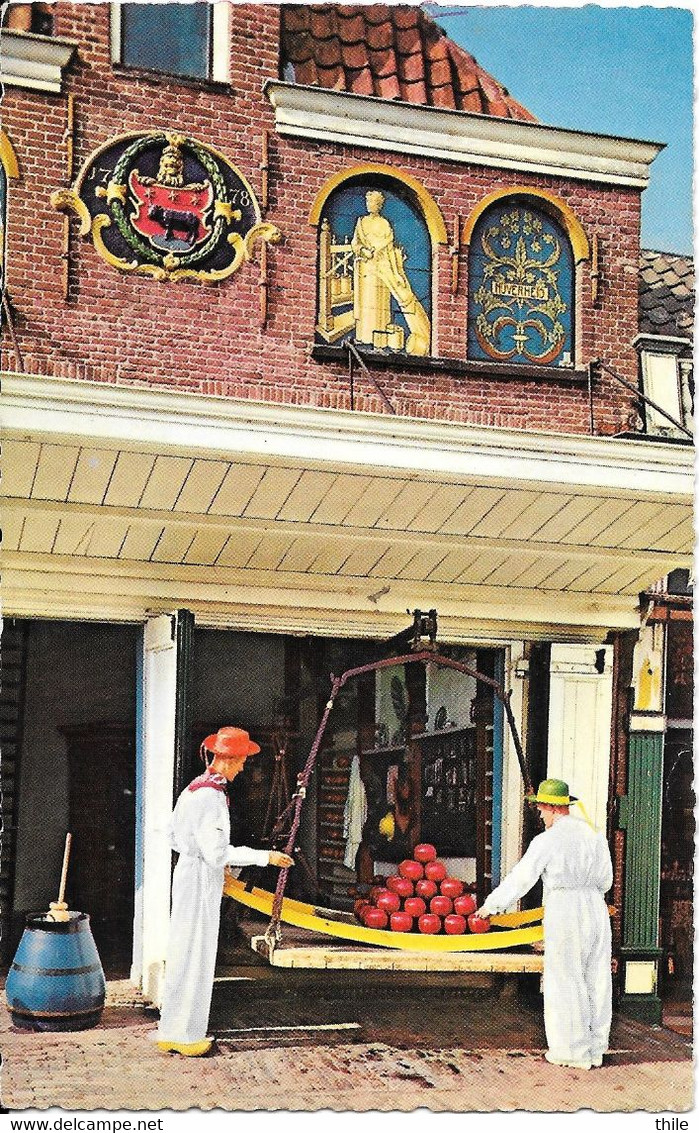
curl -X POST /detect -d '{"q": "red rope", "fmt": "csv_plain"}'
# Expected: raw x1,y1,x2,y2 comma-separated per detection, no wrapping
270,674,342,928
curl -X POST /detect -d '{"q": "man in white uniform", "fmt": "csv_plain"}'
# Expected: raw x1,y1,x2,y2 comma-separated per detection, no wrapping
477,778,613,1070
156,726,293,1056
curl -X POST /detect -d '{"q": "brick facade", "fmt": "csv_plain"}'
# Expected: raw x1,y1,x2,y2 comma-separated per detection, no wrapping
4,2,641,434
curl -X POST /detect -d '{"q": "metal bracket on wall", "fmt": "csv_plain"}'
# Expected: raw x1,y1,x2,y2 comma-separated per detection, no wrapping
450,215,460,295
346,341,396,414
259,239,269,328
1,292,24,372
60,93,75,301
590,233,600,306
260,130,269,214
259,134,271,328
589,358,693,439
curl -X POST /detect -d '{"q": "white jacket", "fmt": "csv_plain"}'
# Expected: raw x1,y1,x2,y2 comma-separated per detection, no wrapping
482,814,613,1066
157,781,270,1044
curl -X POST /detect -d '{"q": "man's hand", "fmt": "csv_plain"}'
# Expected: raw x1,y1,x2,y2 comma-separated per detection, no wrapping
269,851,294,868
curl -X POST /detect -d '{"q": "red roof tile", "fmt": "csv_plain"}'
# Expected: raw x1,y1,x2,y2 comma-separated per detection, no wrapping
315,36,342,68
394,24,422,57
375,71,402,101
461,89,486,114
392,5,420,30
308,6,336,41
370,46,396,77
398,49,426,85
347,67,376,97
292,39,316,67
403,78,429,105
280,4,536,119
336,9,367,42
317,63,345,90
341,39,370,70
431,82,457,110
365,19,394,52
477,69,511,117
283,5,308,33
364,4,391,23
427,53,453,90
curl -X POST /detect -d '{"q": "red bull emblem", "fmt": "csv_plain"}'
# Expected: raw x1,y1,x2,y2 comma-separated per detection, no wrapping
51,131,280,283
128,167,214,252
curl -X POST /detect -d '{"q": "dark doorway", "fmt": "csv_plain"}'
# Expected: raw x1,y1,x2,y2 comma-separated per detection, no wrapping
660,730,694,999
12,621,138,975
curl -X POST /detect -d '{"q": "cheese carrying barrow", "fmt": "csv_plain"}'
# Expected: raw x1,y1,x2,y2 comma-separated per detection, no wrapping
224,874,544,951
224,617,565,968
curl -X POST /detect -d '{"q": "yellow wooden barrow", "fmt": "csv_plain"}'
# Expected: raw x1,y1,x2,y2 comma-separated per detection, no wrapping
224,875,545,952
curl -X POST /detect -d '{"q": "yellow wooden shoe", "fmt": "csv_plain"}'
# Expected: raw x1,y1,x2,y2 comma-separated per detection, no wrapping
544,1051,592,1070
156,1037,214,1057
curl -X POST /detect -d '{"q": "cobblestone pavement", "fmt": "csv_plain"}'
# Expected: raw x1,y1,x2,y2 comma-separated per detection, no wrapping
0,972,692,1114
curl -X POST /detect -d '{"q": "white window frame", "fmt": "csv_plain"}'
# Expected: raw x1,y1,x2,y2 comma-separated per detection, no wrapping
110,2,230,83
634,334,692,439
0,30,76,94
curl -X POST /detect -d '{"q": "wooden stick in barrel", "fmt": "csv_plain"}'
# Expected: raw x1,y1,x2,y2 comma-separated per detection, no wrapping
47,833,72,922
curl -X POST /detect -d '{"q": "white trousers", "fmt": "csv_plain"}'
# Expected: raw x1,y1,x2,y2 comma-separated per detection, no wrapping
543,888,612,1064
157,853,223,1044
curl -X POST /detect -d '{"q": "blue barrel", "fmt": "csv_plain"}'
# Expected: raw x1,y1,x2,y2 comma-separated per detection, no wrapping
5,912,106,1031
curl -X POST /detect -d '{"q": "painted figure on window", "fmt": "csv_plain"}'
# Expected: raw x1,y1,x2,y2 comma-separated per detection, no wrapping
351,190,430,356
468,202,574,367
316,181,431,356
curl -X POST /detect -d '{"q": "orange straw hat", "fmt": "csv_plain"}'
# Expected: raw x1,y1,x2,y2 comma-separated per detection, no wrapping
200,727,261,763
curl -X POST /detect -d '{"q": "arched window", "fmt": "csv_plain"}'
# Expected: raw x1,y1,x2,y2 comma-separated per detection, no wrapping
313,173,438,358
467,198,576,369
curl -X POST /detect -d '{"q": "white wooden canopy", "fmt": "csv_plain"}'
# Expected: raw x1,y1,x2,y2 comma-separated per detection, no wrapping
1,373,693,643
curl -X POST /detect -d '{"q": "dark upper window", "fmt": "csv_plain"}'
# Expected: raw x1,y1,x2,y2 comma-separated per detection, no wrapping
667,569,693,596
468,200,575,369
5,3,54,35
115,3,228,82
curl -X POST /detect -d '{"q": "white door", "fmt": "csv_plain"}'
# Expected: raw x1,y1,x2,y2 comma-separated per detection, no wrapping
546,643,613,831
131,611,193,1005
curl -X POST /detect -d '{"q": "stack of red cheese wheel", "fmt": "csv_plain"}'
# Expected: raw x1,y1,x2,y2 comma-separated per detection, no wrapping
353,844,490,935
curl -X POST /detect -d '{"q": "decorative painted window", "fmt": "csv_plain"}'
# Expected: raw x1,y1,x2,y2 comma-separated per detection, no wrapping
315,176,434,358
111,2,230,83
468,200,575,368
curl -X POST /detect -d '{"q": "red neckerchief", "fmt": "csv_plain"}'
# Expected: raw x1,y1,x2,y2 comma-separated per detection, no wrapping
188,770,228,795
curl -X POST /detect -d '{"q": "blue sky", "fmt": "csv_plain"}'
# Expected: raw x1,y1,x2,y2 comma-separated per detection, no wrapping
425,3,694,255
